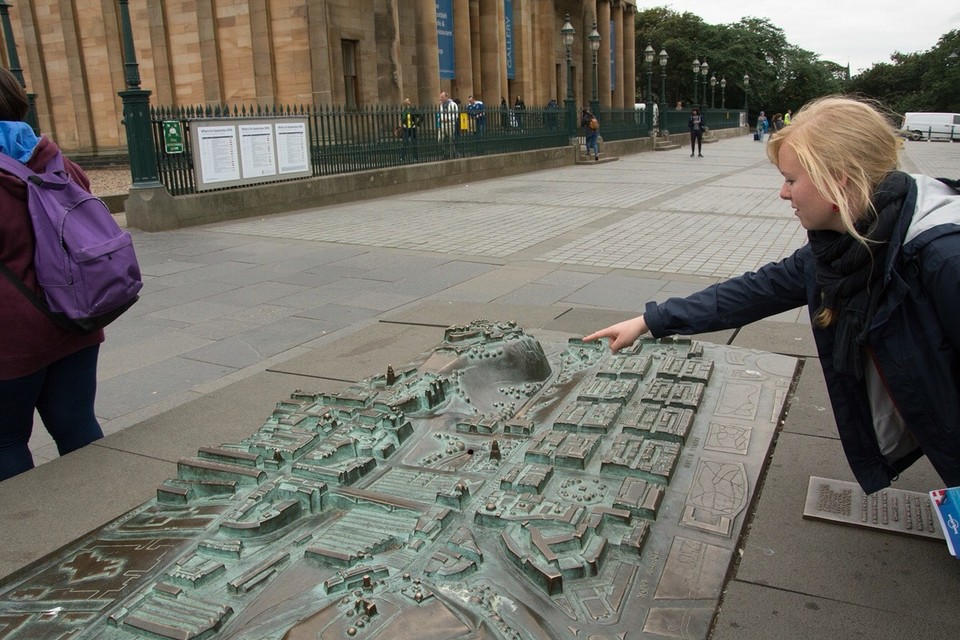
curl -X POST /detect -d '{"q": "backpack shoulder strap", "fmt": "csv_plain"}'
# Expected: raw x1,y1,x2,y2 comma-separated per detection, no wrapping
0,152,35,182
0,260,68,329
0,149,66,182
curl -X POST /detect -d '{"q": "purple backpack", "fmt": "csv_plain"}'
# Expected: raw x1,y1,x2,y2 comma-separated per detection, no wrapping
0,151,142,334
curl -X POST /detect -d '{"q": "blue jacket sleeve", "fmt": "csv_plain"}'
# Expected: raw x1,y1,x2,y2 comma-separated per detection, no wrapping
921,236,960,353
644,247,811,337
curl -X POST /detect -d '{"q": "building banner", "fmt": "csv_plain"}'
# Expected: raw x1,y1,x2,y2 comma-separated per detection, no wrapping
505,0,515,80
437,0,455,79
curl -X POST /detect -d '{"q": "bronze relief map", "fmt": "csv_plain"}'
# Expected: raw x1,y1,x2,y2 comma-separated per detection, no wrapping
0,320,797,639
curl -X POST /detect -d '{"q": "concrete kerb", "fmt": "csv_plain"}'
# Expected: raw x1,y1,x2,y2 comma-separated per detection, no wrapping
125,146,576,232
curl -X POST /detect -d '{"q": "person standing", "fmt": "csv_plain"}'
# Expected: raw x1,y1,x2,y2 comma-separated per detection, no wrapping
0,67,104,481
545,98,559,131
784,109,792,125
437,91,458,158
688,107,705,157
584,95,960,495
771,112,785,132
757,111,769,141
466,96,485,135
399,97,421,162
581,109,600,161
514,95,526,130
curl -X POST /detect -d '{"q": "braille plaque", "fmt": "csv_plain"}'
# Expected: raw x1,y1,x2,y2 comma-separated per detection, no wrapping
803,476,945,540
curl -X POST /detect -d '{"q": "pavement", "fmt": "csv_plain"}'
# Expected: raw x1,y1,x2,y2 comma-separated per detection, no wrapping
1,134,959,638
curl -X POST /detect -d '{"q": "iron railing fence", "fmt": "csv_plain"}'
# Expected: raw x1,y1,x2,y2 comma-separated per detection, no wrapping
151,103,572,196
149,103,741,196
658,107,742,136
591,108,651,142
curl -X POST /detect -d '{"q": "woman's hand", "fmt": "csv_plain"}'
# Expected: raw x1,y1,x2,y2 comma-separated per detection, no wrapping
583,316,649,353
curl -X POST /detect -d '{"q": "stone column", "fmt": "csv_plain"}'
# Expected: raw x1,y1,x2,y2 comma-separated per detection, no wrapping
623,4,636,108
479,0,502,107
249,0,276,104
415,0,441,106
581,0,597,109
536,0,556,104
374,0,403,104
306,1,332,103
611,0,624,108
196,0,222,104
470,0,482,100
597,0,611,109
453,0,472,99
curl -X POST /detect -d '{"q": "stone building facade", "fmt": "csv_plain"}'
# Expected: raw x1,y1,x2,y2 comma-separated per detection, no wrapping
0,0,636,156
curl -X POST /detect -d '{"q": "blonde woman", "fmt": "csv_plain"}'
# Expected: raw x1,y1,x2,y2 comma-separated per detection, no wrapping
585,96,960,494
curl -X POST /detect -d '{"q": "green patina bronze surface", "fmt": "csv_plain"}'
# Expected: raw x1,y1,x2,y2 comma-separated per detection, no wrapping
0,320,797,639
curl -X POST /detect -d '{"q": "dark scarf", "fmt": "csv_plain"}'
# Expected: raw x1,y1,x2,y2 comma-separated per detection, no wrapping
807,171,910,379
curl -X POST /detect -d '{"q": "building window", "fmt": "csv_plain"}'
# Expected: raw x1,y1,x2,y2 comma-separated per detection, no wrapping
342,40,359,108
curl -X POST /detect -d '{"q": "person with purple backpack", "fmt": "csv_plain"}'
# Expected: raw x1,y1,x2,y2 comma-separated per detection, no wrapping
0,67,104,481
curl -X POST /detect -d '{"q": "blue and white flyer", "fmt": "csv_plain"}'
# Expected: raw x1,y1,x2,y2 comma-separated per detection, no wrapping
930,487,960,558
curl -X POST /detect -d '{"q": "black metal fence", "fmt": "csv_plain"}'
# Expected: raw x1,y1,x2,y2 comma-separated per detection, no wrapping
150,103,738,196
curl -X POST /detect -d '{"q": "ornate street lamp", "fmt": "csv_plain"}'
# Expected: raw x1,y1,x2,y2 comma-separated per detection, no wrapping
589,22,600,115
720,77,726,109
644,43,655,130
562,14,576,137
691,58,700,106
659,48,668,125
710,73,716,109
700,60,709,107
743,72,750,112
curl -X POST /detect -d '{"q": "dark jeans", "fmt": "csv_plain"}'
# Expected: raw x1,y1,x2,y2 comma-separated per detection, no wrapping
0,344,103,481
585,132,600,157
690,130,703,154
401,127,418,161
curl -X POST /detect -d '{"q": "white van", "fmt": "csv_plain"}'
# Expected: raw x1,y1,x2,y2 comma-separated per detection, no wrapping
900,112,960,141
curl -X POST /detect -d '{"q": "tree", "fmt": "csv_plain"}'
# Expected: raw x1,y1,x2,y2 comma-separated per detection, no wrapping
635,8,846,119
850,30,960,114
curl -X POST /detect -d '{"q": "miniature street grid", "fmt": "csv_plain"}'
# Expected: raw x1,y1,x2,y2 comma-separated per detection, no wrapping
0,320,797,639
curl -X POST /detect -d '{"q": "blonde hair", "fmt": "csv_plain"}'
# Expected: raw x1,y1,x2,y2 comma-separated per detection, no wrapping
766,96,902,326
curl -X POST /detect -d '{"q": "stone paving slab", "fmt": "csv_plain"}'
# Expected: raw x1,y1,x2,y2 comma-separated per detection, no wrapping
380,300,567,330
711,580,955,640
542,209,806,278
729,432,955,615
779,359,839,439
731,319,818,358
269,321,445,380
99,371,348,464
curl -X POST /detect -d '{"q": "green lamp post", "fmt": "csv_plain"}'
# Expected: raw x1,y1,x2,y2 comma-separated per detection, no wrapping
562,14,576,138
118,0,161,187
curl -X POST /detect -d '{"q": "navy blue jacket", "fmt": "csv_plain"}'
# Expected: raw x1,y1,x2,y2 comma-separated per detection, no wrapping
644,174,960,493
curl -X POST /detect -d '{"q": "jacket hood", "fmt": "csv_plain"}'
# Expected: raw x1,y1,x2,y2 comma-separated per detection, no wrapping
903,174,960,246
0,136,61,200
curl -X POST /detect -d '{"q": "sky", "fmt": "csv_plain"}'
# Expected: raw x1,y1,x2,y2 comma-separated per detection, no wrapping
653,1,960,74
